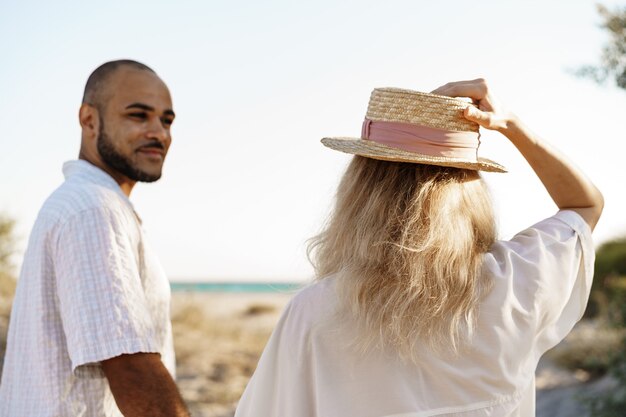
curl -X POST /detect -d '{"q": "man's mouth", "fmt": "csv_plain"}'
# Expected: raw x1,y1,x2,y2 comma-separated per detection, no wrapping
137,145,165,156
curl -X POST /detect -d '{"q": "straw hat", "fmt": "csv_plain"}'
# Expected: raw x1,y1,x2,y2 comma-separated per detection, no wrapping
321,87,506,173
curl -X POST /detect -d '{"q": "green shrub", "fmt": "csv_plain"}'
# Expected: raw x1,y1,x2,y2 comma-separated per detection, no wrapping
585,237,626,325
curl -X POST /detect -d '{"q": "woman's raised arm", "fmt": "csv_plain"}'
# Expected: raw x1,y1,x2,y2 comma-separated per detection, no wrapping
432,79,604,230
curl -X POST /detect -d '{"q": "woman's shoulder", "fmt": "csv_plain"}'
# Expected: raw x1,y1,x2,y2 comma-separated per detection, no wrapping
493,210,590,249
485,210,593,277
266,277,340,362
288,276,339,315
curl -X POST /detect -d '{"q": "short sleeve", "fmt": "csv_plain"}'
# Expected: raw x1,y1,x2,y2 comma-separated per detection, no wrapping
488,210,595,358
53,207,160,375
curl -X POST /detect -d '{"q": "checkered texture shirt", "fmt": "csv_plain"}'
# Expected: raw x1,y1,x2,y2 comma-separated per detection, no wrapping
0,160,175,417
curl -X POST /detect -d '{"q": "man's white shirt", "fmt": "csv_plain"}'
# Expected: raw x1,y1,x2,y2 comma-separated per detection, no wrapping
0,160,175,417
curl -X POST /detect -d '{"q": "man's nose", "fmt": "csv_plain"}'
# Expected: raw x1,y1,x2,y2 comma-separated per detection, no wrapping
146,117,169,142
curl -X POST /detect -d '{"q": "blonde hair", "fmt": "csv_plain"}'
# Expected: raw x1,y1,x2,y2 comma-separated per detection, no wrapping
308,156,496,362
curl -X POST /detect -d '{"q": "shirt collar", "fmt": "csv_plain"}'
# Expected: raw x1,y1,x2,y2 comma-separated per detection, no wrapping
62,160,136,210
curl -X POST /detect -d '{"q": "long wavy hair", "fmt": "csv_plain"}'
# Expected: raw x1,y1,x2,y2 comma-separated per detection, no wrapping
308,156,497,362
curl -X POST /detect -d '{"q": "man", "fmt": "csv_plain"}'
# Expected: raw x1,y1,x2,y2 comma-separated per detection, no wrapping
0,60,189,417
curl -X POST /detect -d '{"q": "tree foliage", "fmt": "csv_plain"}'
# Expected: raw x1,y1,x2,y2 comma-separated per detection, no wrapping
577,5,626,89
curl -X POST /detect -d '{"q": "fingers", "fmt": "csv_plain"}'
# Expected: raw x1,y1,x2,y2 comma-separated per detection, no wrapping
464,106,507,131
431,78,508,131
431,78,489,100
464,106,490,126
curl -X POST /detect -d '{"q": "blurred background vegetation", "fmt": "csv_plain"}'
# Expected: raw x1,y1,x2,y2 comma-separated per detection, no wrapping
579,233,626,416
575,4,626,416
0,215,17,313
0,215,17,376
587,238,626,324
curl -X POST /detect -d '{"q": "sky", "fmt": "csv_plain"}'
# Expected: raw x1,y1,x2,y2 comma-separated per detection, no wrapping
1,0,625,282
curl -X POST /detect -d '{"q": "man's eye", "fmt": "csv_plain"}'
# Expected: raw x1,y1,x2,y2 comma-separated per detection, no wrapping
129,112,148,120
162,118,174,126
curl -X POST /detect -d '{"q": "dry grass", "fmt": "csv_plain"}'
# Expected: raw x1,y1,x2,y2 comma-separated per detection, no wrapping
241,303,277,317
0,271,16,314
170,293,288,416
0,271,16,376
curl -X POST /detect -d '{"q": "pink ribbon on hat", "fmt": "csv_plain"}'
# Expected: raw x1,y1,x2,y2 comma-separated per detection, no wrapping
361,118,480,160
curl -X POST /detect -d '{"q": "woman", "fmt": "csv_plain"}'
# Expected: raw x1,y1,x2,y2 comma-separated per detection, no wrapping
235,79,603,417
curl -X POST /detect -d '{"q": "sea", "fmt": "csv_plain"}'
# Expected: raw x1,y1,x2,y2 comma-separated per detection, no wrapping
170,281,304,293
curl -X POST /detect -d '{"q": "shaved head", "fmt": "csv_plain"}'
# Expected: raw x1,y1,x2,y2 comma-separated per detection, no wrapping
82,60,156,110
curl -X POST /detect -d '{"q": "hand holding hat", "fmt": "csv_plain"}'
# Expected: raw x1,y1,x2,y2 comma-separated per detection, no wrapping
431,78,514,133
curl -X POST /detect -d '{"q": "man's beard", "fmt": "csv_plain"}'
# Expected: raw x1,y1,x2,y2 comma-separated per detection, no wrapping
96,121,162,183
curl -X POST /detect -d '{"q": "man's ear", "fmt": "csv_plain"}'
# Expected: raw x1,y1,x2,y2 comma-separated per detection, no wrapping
79,104,100,140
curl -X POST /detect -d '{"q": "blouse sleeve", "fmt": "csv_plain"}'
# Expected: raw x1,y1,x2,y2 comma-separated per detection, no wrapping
487,210,595,358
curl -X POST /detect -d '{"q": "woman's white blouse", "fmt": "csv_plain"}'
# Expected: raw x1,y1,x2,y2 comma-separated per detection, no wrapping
235,210,594,417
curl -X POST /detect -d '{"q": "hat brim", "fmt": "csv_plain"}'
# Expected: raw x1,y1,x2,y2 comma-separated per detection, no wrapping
321,137,507,173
